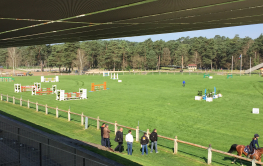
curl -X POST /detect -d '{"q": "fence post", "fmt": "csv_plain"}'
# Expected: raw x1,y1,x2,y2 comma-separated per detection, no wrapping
45,104,48,115
13,96,15,104
81,112,84,126
207,144,212,165
36,102,38,112
85,117,88,129
68,109,70,121
7,94,8,102
20,97,22,106
174,136,178,154
97,116,100,130
27,99,29,108
56,106,58,118
136,126,139,142
115,121,117,135
0,94,2,101
146,129,149,138
252,158,256,166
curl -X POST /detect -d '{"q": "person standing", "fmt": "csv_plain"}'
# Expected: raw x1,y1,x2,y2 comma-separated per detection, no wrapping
125,130,134,155
100,123,105,146
247,134,260,158
114,128,123,152
103,125,111,149
182,80,186,87
140,133,149,155
150,129,158,153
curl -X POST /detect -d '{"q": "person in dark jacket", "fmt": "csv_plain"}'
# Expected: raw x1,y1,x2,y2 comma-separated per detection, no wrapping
150,129,158,153
100,123,105,146
114,128,123,152
140,133,149,155
247,134,260,158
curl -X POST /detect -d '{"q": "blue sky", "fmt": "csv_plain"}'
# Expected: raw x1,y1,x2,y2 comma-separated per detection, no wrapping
109,24,263,42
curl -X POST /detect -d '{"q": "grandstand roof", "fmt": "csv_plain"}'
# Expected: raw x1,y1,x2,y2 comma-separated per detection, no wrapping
0,0,263,48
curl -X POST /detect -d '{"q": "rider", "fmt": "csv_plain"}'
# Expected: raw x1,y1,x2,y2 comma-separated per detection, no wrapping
247,134,260,158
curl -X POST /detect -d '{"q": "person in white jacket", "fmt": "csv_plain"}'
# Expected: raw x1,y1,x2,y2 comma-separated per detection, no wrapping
125,130,134,155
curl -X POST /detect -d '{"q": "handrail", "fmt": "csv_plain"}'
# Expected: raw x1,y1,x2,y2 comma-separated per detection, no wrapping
83,115,97,120
117,124,136,130
99,119,114,125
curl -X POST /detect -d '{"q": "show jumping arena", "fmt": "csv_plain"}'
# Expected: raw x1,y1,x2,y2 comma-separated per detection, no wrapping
2,73,263,166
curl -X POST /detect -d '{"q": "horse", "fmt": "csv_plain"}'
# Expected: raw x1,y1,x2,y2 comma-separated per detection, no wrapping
228,144,263,165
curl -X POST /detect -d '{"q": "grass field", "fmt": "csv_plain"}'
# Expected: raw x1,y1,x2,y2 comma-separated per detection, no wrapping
1,72,262,165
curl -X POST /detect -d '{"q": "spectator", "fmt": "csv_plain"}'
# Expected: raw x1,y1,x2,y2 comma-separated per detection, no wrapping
140,133,149,155
150,129,158,153
103,125,111,149
125,130,134,155
100,123,105,146
114,128,123,152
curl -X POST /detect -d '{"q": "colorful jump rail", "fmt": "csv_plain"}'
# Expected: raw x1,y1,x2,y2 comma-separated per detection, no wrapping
0,77,14,82
32,85,57,95
56,89,87,101
41,76,59,82
0,93,262,166
90,82,107,92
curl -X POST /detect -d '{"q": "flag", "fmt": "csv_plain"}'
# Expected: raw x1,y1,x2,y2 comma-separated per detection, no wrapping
239,54,242,59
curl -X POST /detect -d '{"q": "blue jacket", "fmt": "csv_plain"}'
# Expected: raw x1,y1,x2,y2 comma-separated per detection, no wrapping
183,81,185,84
250,138,260,149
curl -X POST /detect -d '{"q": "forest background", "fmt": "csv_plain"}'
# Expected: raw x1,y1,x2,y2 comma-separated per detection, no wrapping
1,34,263,73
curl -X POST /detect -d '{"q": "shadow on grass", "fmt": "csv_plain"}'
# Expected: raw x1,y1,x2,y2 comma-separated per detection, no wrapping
157,143,242,166
0,110,142,166
222,156,252,166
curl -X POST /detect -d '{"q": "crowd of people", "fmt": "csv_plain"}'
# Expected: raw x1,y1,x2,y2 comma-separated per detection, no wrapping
100,123,158,155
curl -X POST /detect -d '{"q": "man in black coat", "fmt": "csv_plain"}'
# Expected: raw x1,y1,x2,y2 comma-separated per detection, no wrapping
100,123,105,146
114,128,123,152
141,133,149,155
150,129,158,153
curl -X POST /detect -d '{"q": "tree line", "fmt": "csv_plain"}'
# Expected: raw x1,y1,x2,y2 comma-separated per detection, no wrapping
0,34,263,73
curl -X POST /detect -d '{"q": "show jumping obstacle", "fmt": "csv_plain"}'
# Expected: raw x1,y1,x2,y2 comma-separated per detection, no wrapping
203,74,210,78
227,74,233,79
41,76,59,82
111,73,118,80
103,71,110,77
14,84,34,93
14,82,42,93
32,85,57,95
56,89,87,101
0,77,15,82
90,82,107,92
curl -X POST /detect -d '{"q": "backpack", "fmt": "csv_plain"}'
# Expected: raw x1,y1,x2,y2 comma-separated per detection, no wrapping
150,133,154,141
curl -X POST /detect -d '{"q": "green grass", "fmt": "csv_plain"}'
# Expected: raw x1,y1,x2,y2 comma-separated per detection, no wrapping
1,72,262,165
0,102,207,166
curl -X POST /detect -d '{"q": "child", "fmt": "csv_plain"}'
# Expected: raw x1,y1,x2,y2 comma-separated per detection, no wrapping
182,80,186,87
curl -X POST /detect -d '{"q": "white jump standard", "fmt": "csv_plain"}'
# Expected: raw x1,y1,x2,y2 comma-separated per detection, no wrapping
41,76,59,82
56,89,87,101
34,82,41,91
111,73,118,80
103,71,110,77
14,84,21,93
